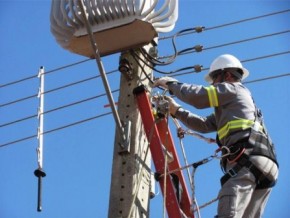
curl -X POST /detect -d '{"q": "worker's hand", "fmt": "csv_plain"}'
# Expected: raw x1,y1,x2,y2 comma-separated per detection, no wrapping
164,96,181,116
153,77,178,89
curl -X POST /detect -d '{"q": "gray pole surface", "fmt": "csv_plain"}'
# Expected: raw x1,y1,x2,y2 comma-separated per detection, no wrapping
108,49,154,218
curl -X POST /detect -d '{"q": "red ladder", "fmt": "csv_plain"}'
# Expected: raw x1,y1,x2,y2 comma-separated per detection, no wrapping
133,85,194,218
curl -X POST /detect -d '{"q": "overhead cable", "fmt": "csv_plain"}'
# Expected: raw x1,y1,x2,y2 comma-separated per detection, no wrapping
244,73,290,84
2,10,289,89
133,49,203,75
172,50,290,77
1,50,289,110
0,112,112,148
160,9,290,40
0,89,119,128
159,29,290,60
1,71,289,149
0,71,117,108
0,94,37,108
0,58,92,89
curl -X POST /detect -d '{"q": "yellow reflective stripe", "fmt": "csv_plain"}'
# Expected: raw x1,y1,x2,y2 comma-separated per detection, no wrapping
205,86,219,107
218,119,256,140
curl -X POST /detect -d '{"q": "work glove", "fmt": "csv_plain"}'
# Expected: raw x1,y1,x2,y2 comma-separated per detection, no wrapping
153,76,178,89
164,96,181,116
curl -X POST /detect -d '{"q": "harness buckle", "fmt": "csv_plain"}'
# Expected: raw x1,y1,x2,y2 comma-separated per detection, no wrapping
228,168,237,178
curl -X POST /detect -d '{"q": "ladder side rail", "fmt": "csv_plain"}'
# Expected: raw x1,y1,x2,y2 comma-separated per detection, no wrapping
134,86,183,218
156,119,194,218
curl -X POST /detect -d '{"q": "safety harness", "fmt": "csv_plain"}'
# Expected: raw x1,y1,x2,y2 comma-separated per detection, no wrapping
220,152,276,189
218,108,278,189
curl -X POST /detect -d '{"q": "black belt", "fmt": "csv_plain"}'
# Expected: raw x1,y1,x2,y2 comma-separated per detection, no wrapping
220,154,276,189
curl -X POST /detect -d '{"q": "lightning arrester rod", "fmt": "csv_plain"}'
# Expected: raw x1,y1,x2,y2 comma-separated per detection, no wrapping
78,0,126,143
34,66,46,212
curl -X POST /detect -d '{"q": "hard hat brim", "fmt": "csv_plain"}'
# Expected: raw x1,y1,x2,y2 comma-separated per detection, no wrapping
205,67,249,83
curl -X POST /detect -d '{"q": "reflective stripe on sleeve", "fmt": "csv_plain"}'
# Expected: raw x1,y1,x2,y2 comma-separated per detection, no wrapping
205,86,219,107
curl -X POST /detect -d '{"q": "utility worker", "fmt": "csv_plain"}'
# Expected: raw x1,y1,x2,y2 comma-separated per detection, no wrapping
153,54,279,218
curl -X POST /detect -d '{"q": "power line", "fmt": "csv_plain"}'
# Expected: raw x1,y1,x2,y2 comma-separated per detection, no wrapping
0,94,37,108
159,9,290,40
244,73,290,84
1,9,290,149
159,29,290,60
0,70,118,108
1,49,289,110
0,112,112,148
2,9,289,90
203,29,290,52
4,49,288,129
172,50,290,77
0,58,92,89
205,9,290,31
1,70,289,149
0,89,119,128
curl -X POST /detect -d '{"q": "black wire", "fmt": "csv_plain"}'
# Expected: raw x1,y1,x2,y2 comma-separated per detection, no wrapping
2,9,290,90
159,29,290,60
0,89,120,128
1,70,289,149
133,50,170,74
0,58,92,89
159,9,290,40
135,49,201,75
2,48,289,110
141,28,203,67
172,50,290,77
0,70,118,108
0,114,37,128
244,73,290,84
204,9,290,31
130,51,154,84
0,93,37,108
0,112,112,148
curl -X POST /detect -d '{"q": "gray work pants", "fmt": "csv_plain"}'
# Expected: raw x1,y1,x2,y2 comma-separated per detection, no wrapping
217,156,278,218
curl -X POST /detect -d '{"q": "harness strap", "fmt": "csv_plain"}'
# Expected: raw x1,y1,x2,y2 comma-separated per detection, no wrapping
220,154,276,189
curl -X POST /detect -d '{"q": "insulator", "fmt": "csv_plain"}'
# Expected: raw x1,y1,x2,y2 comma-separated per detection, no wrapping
193,65,203,73
195,26,205,33
194,45,203,52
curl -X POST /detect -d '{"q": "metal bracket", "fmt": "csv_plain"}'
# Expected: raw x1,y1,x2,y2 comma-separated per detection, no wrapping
119,120,131,154
119,57,134,80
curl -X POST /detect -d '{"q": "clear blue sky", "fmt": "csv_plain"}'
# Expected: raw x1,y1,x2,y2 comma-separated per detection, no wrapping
1,1,290,218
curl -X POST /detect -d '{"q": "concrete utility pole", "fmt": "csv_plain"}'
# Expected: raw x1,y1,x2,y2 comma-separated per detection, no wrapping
108,47,154,218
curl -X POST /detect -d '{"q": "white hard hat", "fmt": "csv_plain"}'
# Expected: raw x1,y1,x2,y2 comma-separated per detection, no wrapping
205,54,249,83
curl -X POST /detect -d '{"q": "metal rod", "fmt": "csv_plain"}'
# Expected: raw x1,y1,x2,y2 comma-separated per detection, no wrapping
34,169,46,212
35,66,46,212
37,66,45,169
37,175,43,211
77,0,126,142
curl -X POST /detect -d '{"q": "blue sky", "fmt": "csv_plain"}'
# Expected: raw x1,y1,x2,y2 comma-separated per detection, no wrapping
0,0,290,218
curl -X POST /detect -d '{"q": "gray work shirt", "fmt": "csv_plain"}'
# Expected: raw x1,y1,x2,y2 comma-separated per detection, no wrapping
168,81,256,147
